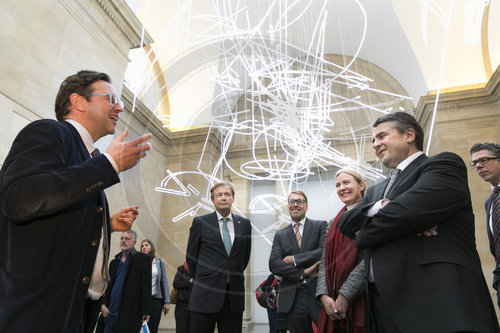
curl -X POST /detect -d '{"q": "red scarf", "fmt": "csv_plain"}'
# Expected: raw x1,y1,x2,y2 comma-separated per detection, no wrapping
317,206,365,333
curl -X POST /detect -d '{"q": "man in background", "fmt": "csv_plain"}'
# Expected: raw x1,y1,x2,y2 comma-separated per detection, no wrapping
101,230,152,333
269,191,327,333
470,142,500,308
186,182,252,333
0,70,152,332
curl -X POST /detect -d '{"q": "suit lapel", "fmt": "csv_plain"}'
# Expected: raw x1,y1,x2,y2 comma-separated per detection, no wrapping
231,215,242,255
386,154,427,197
375,179,389,201
62,121,91,161
209,212,226,255
301,218,312,250
285,223,301,252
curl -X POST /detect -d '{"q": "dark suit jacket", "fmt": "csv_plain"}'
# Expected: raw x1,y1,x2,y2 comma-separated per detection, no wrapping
269,218,327,313
339,152,499,333
0,119,119,332
103,248,152,333
486,193,500,307
186,211,252,313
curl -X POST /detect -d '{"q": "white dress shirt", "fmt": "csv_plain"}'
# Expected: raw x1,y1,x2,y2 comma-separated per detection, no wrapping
216,211,235,244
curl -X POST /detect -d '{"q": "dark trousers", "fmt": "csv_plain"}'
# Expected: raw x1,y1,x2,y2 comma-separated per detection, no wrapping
103,315,118,333
286,288,320,333
367,282,402,333
175,302,190,333
189,291,242,333
149,297,163,333
81,298,101,333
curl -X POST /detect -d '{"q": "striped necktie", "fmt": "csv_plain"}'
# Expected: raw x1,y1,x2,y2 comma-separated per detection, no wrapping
492,187,500,264
384,168,401,198
294,222,302,247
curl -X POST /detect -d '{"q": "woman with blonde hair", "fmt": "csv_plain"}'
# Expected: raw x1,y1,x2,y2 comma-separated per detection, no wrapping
316,169,367,333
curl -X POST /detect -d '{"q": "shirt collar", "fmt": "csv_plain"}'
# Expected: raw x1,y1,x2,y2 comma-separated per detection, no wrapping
216,211,233,222
395,151,424,172
65,119,95,155
292,217,306,226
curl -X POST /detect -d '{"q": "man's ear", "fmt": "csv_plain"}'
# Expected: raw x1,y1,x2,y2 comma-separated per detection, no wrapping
405,128,416,144
69,93,87,112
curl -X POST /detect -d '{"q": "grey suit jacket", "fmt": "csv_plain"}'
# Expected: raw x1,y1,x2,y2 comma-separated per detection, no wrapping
269,218,327,313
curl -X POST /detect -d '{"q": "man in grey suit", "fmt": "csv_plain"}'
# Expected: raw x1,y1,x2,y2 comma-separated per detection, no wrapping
269,191,327,333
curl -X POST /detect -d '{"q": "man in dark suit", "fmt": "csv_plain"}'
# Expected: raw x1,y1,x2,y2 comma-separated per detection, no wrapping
339,112,499,333
101,230,152,333
0,70,152,332
186,182,252,333
269,191,327,333
470,142,500,308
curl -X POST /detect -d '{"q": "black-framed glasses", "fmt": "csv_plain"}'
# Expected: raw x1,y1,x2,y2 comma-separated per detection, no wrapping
83,93,123,108
470,157,498,167
288,199,306,205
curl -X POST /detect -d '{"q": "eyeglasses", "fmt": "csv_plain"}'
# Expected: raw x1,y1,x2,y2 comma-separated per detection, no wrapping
288,199,306,205
83,93,124,108
470,157,498,167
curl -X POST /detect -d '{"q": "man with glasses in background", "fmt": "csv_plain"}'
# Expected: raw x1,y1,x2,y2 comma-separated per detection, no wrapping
470,142,500,308
269,191,327,333
0,70,152,332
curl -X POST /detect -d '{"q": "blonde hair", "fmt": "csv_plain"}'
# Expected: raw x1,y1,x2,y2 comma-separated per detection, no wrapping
335,169,367,197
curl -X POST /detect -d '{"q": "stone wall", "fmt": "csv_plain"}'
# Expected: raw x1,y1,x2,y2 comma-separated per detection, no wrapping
415,65,500,316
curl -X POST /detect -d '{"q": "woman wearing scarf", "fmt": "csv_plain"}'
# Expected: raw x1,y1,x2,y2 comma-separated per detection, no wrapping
316,169,367,333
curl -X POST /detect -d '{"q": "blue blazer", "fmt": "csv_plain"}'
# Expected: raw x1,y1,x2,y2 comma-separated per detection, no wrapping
0,120,119,332
186,211,252,313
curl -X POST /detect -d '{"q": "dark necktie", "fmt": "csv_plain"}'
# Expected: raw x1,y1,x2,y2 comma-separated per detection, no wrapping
222,217,232,255
384,168,401,198
91,148,100,158
492,187,500,264
294,223,302,247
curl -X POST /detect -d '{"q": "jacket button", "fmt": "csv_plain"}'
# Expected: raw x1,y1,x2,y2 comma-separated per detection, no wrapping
91,240,98,246
82,277,90,284
96,206,103,213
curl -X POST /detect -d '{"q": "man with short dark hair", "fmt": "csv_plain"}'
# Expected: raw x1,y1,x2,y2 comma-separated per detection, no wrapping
0,70,152,332
186,182,252,333
101,230,152,333
470,142,500,308
269,191,327,333
339,112,499,332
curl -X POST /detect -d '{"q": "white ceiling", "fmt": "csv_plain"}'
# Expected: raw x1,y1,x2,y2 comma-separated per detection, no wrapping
126,0,499,128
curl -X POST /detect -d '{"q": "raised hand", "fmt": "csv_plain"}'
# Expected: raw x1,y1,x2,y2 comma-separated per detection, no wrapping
106,129,152,172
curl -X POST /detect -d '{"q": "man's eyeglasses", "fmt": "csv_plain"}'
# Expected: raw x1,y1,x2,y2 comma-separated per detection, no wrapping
470,157,498,167
288,199,306,205
83,93,124,108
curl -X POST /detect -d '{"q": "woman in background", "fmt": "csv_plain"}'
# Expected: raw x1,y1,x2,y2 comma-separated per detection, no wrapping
140,239,170,333
316,169,367,333
173,261,193,333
